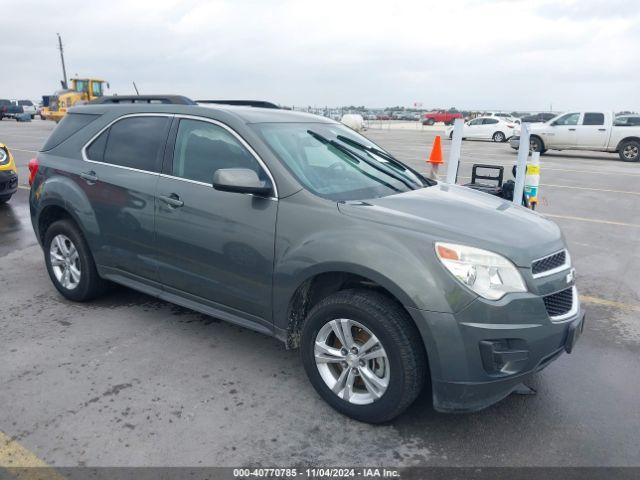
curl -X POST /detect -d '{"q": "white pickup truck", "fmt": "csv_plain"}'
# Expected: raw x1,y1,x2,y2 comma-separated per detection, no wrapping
509,111,640,162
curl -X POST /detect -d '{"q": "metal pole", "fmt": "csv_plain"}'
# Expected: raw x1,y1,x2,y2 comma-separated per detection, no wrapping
57,33,68,89
446,118,464,184
513,123,530,206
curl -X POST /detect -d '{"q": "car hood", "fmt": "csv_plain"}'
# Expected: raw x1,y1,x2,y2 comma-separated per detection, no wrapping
338,183,564,267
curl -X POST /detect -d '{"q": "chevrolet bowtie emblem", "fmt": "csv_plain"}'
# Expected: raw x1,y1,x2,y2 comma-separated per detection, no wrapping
566,268,576,284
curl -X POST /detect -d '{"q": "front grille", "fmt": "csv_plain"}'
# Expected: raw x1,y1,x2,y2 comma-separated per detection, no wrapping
543,287,574,318
532,250,567,275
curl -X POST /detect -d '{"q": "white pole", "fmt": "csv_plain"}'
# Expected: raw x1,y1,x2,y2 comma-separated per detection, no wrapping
513,122,530,206
446,118,464,184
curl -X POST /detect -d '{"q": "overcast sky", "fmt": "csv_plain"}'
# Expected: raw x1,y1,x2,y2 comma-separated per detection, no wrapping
3,0,638,111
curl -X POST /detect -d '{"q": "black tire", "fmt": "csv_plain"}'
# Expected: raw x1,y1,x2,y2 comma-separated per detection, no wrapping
43,219,107,302
300,289,427,423
426,118,435,126
449,131,454,140
492,131,506,143
0,195,11,204
618,139,640,162
529,136,546,154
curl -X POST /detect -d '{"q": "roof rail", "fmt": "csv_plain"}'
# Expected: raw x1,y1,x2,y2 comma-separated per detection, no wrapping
90,95,196,105
196,100,279,109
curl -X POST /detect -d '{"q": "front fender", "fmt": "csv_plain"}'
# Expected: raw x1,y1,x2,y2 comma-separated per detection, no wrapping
272,193,475,331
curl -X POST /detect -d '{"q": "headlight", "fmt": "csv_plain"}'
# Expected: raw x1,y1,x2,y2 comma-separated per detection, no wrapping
0,148,8,165
435,242,527,300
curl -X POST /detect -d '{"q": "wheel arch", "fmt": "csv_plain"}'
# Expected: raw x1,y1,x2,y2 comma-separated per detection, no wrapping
616,136,640,152
282,265,419,350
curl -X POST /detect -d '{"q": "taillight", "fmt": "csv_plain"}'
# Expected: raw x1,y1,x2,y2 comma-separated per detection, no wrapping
28,158,39,186
506,124,515,128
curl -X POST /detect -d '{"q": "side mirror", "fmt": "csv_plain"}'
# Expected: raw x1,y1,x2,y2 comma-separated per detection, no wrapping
213,168,273,197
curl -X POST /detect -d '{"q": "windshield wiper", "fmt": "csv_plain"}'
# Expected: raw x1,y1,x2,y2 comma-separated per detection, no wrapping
307,130,401,192
308,130,418,191
336,135,434,186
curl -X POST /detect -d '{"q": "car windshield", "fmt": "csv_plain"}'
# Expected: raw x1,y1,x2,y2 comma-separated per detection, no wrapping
252,123,427,201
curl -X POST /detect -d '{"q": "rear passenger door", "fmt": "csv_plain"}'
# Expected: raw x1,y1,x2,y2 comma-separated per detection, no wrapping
481,118,500,139
576,112,608,149
82,114,172,282
154,117,277,328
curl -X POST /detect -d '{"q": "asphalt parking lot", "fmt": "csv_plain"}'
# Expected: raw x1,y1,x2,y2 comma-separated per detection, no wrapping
1,119,639,468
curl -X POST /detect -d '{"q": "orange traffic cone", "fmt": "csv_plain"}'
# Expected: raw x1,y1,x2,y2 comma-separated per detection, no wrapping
428,135,444,179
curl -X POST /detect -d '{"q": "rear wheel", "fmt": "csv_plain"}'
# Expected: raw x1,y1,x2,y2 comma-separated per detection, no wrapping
44,219,107,302
300,289,427,423
619,140,640,162
492,131,506,142
426,118,435,126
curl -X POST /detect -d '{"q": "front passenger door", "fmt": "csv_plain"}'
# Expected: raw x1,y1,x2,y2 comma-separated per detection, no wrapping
547,112,579,148
154,118,277,328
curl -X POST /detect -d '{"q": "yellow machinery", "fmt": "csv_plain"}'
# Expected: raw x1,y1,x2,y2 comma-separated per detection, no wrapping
42,78,108,122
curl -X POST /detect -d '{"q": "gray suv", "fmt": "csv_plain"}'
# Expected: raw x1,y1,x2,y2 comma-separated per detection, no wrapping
29,99,585,423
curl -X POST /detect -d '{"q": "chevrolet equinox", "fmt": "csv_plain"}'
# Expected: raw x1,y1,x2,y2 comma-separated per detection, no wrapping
29,99,585,423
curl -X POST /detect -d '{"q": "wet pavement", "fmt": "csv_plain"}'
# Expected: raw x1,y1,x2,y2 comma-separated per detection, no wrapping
0,120,638,467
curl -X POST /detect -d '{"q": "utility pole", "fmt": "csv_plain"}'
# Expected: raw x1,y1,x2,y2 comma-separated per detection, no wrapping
57,33,68,89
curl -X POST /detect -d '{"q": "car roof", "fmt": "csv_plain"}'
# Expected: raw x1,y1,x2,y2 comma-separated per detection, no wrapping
71,103,335,124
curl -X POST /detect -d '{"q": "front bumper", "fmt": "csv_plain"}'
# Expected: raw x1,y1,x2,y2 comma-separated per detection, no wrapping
0,169,18,197
408,294,585,413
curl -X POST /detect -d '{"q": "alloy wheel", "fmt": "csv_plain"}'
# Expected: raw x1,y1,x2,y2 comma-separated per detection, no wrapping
623,144,639,160
314,318,390,405
49,234,81,290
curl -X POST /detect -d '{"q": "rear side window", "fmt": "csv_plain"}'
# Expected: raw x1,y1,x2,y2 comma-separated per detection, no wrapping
614,116,640,126
41,113,100,151
583,113,604,126
94,116,170,172
483,118,499,124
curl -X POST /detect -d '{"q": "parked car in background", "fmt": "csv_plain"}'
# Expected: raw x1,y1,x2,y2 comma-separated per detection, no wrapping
613,114,640,127
0,143,18,203
520,112,557,123
510,111,640,162
14,100,36,119
486,112,521,124
422,111,463,125
29,99,583,423
376,114,390,120
445,116,517,142
0,99,23,120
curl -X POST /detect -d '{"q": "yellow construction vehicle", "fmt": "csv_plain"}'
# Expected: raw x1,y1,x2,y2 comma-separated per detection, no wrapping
41,77,108,122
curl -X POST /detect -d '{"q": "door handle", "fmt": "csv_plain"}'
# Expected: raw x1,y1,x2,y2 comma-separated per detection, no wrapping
568,128,576,131
598,128,606,131
80,171,98,183
159,193,184,208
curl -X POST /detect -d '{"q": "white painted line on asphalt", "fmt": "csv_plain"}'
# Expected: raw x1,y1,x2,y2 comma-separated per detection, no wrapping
541,184,640,196
543,213,640,228
7,148,38,154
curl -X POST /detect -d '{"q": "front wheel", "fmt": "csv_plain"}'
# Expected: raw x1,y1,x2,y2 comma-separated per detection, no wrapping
44,219,107,302
619,140,640,162
0,195,11,204
300,289,427,423
492,131,506,142
529,136,546,154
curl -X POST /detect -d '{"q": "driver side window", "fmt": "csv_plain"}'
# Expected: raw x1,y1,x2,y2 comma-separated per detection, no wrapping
469,118,483,126
172,119,263,184
554,113,580,126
